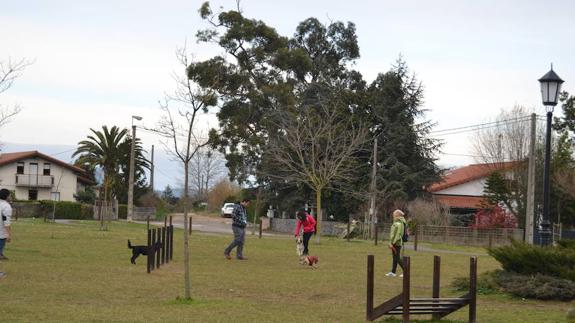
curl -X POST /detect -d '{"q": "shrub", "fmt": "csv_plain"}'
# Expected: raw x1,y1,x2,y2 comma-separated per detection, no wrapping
39,200,86,220
452,270,575,301
557,239,575,250
488,240,575,281
118,204,127,219
451,271,500,295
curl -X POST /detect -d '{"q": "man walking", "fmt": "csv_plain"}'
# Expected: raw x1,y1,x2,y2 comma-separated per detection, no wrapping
224,199,250,260
0,189,12,278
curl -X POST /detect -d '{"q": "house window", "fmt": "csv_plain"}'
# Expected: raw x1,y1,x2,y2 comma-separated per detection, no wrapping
43,163,51,176
16,162,24,174
28,189,38,201
51,192,60,201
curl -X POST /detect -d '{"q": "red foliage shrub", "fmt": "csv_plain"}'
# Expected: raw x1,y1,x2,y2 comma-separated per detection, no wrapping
470,205,517,229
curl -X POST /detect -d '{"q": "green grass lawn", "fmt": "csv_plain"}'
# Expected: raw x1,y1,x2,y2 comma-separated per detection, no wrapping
0,219,572,322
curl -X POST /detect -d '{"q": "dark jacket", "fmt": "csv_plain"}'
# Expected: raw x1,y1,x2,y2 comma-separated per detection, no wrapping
232,203,248,228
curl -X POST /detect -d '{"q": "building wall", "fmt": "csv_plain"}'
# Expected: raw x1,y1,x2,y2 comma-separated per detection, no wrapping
434,178,486,196
0,157,81,201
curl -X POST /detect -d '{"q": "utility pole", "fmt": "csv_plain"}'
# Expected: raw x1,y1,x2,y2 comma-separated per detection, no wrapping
128,115,142,222
525,113,536,244
370,138,378,243
150,144,155,193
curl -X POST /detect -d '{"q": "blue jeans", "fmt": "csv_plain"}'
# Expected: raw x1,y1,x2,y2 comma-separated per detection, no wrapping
224,226,246,258
0,239,5,256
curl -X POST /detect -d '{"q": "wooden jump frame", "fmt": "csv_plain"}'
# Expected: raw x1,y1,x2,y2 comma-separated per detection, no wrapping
146,216,174,273
366,255,477,323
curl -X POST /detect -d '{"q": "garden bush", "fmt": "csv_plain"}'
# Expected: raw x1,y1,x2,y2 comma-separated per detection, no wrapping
118,204,127,219
39,200,89,220
557,239,575,250
452,270,575,301
488,240,575,281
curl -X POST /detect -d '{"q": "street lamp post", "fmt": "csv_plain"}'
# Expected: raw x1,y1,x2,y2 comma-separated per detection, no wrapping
538,66,564,246
127,115,143,222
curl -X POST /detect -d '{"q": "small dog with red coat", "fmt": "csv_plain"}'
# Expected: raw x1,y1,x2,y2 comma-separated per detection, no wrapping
300,255,319,268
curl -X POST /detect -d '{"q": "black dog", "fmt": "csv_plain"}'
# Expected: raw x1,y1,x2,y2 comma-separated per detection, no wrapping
128,240,162,264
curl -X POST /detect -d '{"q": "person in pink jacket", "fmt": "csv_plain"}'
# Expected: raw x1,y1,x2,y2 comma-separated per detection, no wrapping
294,210,316,256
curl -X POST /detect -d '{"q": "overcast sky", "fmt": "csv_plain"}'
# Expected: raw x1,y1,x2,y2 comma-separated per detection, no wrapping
1,0,574,191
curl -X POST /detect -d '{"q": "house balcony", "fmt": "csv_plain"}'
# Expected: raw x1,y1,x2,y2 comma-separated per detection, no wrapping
15,174,54,187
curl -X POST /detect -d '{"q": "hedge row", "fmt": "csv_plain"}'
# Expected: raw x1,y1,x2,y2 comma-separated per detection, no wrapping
38,200,93,220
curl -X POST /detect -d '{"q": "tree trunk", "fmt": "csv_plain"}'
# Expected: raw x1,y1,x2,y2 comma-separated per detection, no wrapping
183,161,191,299
315,188,322,244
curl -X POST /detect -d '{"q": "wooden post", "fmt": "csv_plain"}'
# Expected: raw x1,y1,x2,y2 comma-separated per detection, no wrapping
259,220,262,239
161,226,166,264
469,257,477,323
402,256,410,323
488,233,493,249
432,255,441,320
347,215,351,242
151,228,156,271
188,215,192,235
414,226,419,251
146,216,150,231
366,255,374,321
374,224,378,246
169,224,174,260
156,228,161,269
165,225,171,264
147,229,151,273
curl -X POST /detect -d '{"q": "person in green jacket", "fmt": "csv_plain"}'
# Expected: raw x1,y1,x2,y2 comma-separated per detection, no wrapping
386,209,407,277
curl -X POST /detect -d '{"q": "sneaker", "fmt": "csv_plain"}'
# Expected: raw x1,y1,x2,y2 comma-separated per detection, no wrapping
224,253,231,260
399,274,404,278
0,272,5,278
385,272,396,277
0,255,8,261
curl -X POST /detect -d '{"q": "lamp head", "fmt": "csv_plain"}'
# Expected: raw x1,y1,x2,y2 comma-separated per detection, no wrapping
538,65,564,108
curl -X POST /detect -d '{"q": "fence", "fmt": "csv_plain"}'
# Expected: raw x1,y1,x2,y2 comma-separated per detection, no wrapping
134,207,156,221
270,218,523,247
270,218,346,236
146,216,174,273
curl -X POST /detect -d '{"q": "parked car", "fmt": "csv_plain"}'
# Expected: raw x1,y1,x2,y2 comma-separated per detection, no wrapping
221,203,236,218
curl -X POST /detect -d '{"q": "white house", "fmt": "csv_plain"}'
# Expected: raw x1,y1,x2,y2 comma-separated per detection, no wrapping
428,162,518,213
0,151,94,202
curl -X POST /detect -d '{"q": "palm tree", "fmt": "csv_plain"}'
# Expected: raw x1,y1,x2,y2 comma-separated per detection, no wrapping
73,126,128,229
114,136,151,204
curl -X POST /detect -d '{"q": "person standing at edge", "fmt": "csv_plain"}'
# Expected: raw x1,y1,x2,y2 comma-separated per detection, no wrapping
294,210,316,256
224,199,250,260
0,189,12,278
386,209,407,277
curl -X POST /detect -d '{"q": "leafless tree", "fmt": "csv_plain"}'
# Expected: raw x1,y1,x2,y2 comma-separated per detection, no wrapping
472,105,536,165
264,100,370,243
471,105,545,225
188,147,226,200
0,58,33,130
154,46,216,300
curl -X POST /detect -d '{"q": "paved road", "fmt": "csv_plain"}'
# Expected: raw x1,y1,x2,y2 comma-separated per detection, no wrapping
140,213,286,237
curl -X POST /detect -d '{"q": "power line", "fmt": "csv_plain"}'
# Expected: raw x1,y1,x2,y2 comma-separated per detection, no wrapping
430,116,534,137
430,115,531,134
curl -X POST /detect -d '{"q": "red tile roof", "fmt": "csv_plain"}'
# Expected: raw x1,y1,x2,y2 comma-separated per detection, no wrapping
0,151,94,184
434,195,485,209
427,161,519,193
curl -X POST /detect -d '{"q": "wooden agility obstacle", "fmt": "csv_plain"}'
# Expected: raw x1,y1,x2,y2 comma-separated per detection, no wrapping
366,255,477,322
146,216,174,273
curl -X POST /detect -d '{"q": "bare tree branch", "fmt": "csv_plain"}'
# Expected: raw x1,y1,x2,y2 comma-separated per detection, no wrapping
0,58,33,132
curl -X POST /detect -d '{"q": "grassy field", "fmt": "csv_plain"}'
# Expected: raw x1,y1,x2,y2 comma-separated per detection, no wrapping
0,219,572,323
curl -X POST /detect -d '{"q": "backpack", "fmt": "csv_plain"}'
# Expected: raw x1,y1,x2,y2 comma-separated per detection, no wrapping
401,222,409,242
